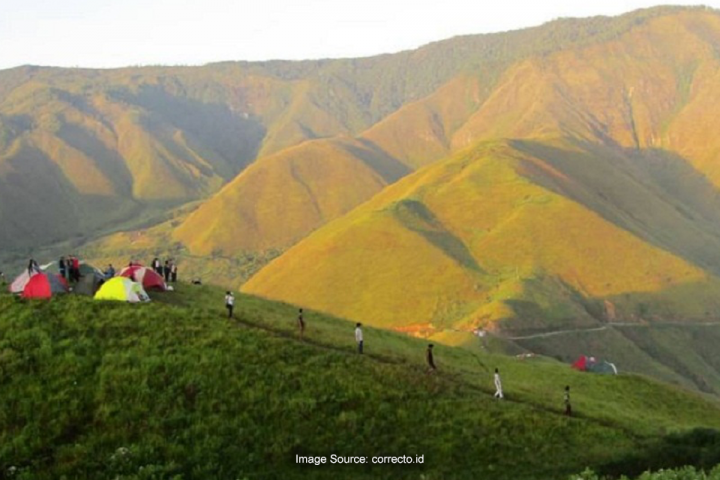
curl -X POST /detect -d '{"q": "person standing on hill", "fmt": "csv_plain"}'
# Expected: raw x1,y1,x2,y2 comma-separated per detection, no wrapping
163,260,171,283
564,386,572,416
72,255,81,283
27,258,39,276
152,257,161,274
494,368,504,399
105,264,115,280
355,323,363,354
59,256,67,280
170,261,177,283
426,344,437,372
225,291,235,319
298,308,306,338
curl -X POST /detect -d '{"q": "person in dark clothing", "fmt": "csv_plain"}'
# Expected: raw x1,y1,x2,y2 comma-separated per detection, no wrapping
170,262,177,282
27,258,39,276
59,256,67,280
298,308,306,338
152,258,161,274
163,260,171,283
564,386,572,416
105,264,116,280
225,291,235,319
72,255,81,283
65,256,72,281
426,344,437,372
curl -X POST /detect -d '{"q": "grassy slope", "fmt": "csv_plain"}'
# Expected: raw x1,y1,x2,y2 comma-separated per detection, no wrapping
2,283,720,480
517,323,720,396
242,138,720,394
173,136,409,255
243,140,720,329
126,8,720,268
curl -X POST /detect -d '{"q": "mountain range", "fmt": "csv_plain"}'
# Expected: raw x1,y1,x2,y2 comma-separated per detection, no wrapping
5,5,720,392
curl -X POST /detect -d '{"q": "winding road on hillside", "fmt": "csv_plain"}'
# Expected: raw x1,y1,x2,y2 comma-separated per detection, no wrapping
503,320,720,340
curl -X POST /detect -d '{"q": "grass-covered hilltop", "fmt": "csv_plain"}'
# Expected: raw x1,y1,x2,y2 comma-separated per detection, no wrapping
2,284,720,480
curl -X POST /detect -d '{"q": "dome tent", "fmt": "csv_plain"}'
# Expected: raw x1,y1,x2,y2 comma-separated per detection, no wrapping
119,265,166,292
94,277,150,303
22,273,69,299
9,267,42,294
42,261,105,296
572,356,617,375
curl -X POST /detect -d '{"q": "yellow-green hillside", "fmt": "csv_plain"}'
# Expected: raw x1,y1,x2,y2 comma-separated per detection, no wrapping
173,136,409,255
243,140,720,331
164,7,720,263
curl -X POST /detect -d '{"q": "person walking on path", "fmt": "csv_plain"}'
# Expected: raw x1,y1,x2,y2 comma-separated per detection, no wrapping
426,344,437,372
297,308,306,338
355,323,364,354
564,386,572,416
225,291,235,319
493,368,504,399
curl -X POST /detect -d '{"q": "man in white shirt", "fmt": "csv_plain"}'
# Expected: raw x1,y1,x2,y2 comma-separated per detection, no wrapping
494,368,504,399
355,323,363,354
225,291,235,319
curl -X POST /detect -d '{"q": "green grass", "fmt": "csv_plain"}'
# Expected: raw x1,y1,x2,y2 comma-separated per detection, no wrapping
2,284,720,479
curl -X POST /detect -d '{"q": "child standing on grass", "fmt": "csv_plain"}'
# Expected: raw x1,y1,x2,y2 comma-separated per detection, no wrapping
225,291,235,319
298,308,306,338
355,323,363,354
564,385,572,416
494,368,504,399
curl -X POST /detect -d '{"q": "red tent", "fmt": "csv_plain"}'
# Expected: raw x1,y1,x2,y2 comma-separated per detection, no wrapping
572,356,588,371
119,265,166,291
22,273,69,299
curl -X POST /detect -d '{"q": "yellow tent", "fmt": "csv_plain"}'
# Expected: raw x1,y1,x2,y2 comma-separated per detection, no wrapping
94,277,150,303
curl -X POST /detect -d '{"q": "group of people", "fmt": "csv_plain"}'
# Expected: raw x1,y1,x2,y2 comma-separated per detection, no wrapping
26,256,80,283
221,292,574,416
151,258,178,283
58,255,81,282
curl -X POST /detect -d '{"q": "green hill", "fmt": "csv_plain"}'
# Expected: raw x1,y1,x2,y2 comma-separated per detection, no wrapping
2,283,720,479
